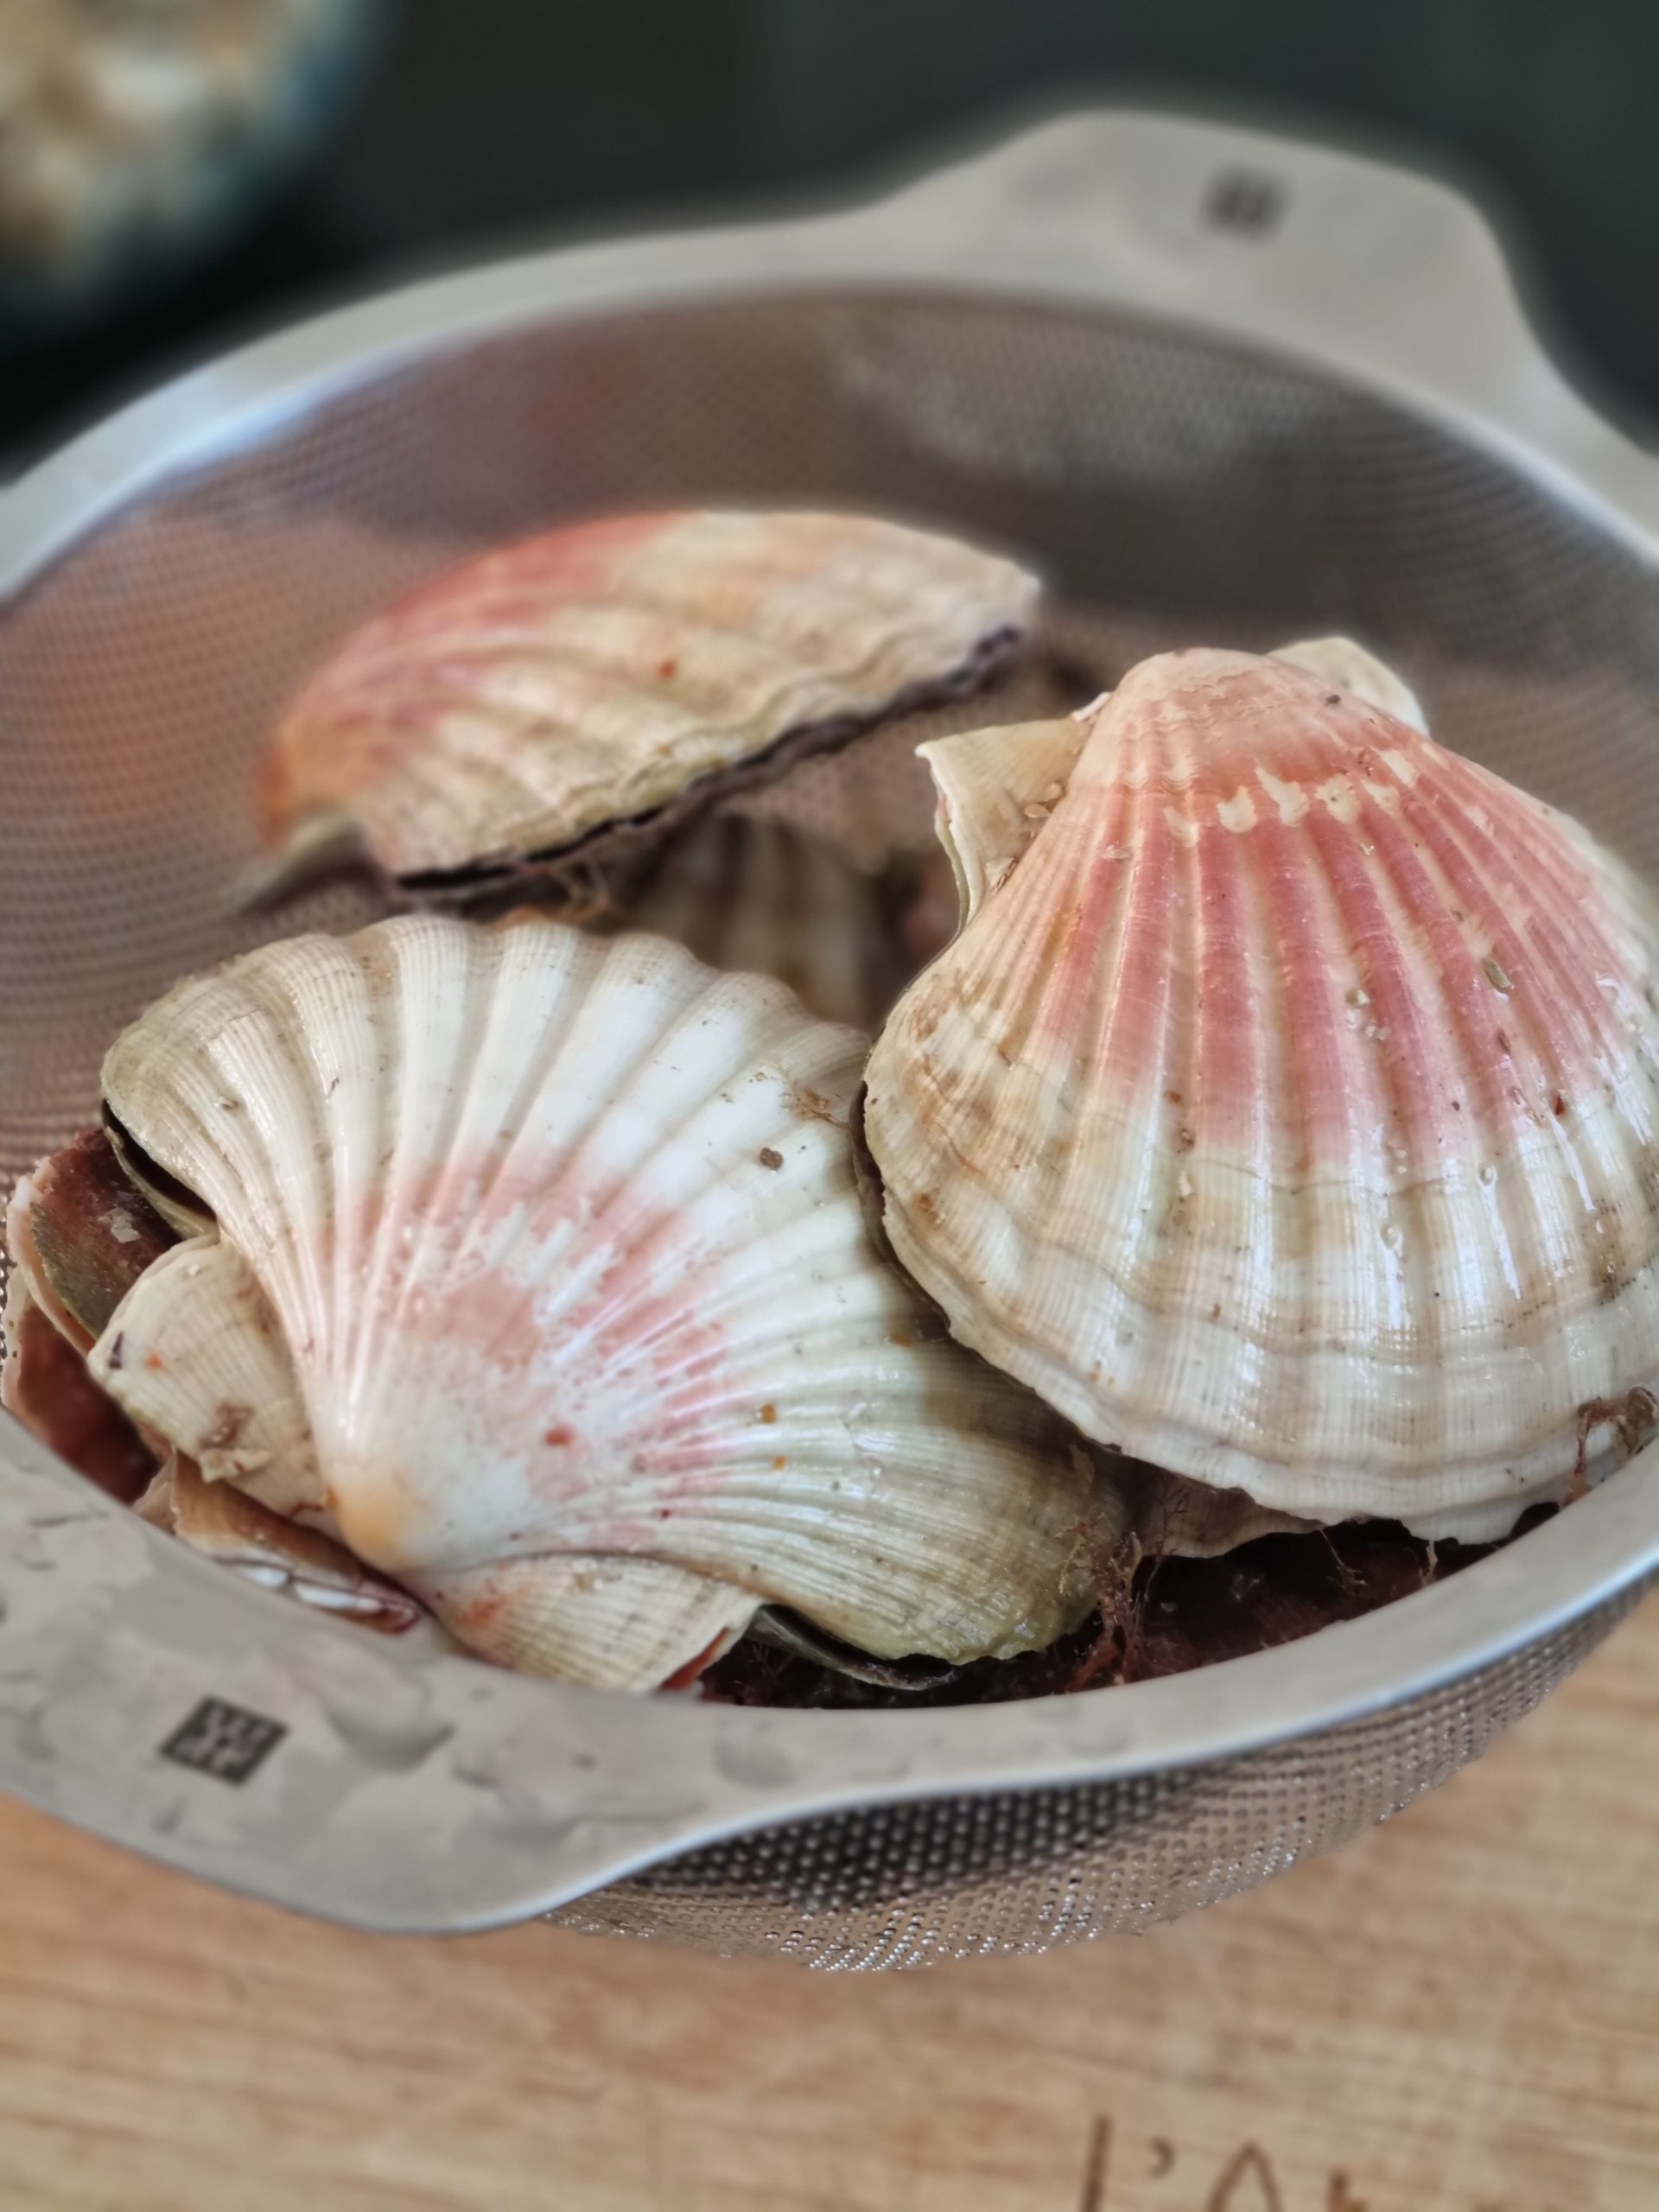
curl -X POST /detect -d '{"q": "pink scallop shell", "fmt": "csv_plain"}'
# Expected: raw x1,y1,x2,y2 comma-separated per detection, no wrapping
864,647,1659,1535
261,509,1038,887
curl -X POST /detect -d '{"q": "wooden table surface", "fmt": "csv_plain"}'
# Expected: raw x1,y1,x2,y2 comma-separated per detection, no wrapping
3,1601,1657,2212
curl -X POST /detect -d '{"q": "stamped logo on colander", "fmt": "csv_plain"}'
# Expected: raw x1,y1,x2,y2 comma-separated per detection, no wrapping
158,1698,287,1786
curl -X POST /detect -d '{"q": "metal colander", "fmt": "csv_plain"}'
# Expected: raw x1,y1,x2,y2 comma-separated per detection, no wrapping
3,109,1658,1967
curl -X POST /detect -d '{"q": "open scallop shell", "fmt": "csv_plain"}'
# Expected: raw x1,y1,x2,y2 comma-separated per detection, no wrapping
864,644,1659,1540
98,913,1110,1685
257,510,1039,895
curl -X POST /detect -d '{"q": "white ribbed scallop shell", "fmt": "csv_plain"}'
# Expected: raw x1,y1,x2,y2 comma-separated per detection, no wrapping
260,510,1039,887
99,915,1107,1680
605,809,905,1029
89,1236,770,1689
865,645,1659,1538
92,1236,325,1511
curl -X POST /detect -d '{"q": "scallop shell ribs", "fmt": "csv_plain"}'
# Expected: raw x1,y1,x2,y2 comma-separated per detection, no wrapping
98,914,1107,1682
864,645,1659,1539
260,509,1039,892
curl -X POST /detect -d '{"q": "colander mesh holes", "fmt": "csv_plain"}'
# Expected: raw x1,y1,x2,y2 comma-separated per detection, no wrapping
5,292,1657,1205
551,1592,1640,1965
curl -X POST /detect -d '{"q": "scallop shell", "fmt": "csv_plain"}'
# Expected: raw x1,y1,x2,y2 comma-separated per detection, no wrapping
88,1236,763,1691
864,645,1659,1539
920,638,1422,938
99,913,1109,1681
1,1136,170,1503
130,1452,715,1675
136,1457,436,1640
259,510,1039,893
1274,636,1427,733
0,1146,444,1630
725,613,1109,874
604,808,906,1029
3,1126,175,1350
94,1236,325,1511
923,716,1090,931
2,1265,156,1503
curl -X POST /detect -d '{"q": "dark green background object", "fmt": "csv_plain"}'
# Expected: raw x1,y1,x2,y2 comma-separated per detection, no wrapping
3,0,1653,460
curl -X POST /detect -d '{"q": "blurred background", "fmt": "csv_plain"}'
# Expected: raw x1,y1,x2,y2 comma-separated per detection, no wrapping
1,0,1656,468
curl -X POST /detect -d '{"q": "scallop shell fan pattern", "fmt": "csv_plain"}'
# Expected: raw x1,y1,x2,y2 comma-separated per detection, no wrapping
261,510,1039,887
864,646,1659,1537
100,915,1104,1674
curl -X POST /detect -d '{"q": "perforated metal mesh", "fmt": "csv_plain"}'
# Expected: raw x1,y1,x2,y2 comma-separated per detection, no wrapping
3,290,1656,1959
554,1588,1642,1967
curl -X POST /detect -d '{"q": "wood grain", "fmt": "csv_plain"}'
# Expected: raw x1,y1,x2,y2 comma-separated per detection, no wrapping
3,1601,1658,2212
